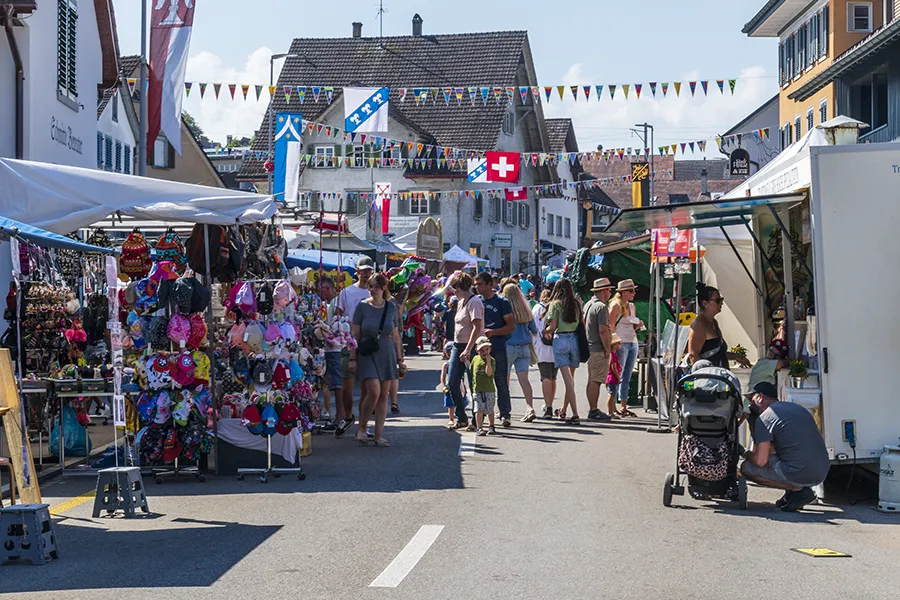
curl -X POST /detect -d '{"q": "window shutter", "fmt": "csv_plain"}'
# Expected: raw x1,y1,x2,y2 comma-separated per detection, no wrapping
474,192,483,219
778,43,784,86
167,140,176,168
821,7,828,57
309,194,320,212
398,195,409,216
124,145,131,174
97,133,104,169
67,4,77,98
104,136,113,170
115,141,122,172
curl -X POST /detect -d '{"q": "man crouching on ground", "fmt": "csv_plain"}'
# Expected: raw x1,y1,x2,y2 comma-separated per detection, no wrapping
740,382,830,512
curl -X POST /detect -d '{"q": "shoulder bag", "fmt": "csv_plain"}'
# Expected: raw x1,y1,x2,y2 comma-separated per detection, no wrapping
358,303,389,357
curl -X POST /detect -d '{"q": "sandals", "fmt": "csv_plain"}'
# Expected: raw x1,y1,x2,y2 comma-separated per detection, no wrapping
554,408,567,420
374,438,391,447
356,434,372,446
618,409,637,418
566,415,581,425
391,404,400,414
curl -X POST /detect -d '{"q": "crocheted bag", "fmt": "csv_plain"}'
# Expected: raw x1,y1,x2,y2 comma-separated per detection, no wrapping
119,231,152,279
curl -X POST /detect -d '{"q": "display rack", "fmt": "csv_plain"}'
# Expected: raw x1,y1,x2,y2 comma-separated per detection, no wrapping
236,435,304,483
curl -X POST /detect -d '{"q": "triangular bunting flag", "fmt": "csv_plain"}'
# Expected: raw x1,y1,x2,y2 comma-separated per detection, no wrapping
674,82,682,96
430,88,440,103
649,82,657,97
228,84,236,99
583,86,592,101
240,84,249,100
609,85,617,99
671,144,677,154
443,88,452,105
728,79,737,94
316,123,323,136
520,86,529,104
312,86,321,102
531,87,541,103
468,87,478,105
481,87,490,105
701,81,709,96
544,87,553,102
595,85,603,100
680,143,687,154
634,84,642,99
661,82,669,97
127,78,137,96
296,87,306,104
456,88,464,104
213,83,222,99
557,85,565,101
689,142,695,153
325,87,334,104
506,87,516,102
398,88,408,103
268,85,276,97
570,86,579,101
255,85,263,100
698,140,707,152
688,81,697,96
284,86,292,103
622,84,630,99
184,82,192,97
716,80,725,94
494,87,504,104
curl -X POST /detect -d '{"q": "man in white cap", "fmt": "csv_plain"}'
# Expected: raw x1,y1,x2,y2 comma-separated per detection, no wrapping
334,256,375,437
583,277,615,421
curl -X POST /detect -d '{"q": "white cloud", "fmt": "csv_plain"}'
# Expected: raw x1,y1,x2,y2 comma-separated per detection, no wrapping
182,47,283,144
543,64,777,158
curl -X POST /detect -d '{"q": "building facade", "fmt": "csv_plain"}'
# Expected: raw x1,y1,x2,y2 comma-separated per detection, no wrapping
744,0,891,146
718,95,781,175
541,119,580,264
0,0,119,167
238,17,556,275
97,69,138,175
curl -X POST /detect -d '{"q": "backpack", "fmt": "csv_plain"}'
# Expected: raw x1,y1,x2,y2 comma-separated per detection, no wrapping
186,224,229,278
219,227,246,283
119,231,152,279
155,231,188,273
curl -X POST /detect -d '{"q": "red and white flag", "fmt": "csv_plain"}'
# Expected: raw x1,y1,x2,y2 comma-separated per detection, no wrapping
375,182,392,234
505,186,528,201
148,0,197,156
486,151,521,183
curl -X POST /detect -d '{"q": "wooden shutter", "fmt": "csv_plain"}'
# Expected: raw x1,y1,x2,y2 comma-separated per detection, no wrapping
474,192,483,219
167,140,176,168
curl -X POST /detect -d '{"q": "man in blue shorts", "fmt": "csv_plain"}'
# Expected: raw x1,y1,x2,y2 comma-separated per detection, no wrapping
475,271,514,427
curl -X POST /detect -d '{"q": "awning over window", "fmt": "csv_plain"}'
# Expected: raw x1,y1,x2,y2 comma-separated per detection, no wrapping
602,194,805,234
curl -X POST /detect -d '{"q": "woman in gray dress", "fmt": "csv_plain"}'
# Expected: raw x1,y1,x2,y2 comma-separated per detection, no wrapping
349,273,403,447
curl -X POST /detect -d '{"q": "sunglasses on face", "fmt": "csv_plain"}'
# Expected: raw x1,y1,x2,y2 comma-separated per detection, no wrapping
711,297,725,304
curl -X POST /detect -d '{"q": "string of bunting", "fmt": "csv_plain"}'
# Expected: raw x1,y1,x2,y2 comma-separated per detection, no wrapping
237,119,771,167
126,80,742,104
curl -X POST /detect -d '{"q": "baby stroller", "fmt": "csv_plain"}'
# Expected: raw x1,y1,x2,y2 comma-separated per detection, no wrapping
663,368,747,509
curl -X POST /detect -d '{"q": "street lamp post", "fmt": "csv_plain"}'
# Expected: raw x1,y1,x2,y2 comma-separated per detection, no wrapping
267,53,299,195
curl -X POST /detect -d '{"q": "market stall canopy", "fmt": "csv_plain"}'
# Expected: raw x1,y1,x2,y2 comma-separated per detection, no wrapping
590,233,651,255
443,244,484,268
0,158,277,234
602,193,806,234
286,249,361,274
0,216,115,254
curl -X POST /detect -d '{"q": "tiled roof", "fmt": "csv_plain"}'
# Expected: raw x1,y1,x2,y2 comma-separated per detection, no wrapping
545,118,576,152
98,55,142,117
239,30,533,180
673,159,728,181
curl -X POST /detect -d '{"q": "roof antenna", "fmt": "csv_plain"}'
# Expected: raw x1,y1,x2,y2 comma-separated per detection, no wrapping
376,0,386,38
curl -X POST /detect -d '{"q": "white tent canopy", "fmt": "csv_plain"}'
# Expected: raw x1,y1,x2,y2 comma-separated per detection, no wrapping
443,244,483,268
0,158,277,234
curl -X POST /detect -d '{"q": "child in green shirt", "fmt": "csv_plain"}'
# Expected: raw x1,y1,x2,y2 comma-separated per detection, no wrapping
470,336,497,436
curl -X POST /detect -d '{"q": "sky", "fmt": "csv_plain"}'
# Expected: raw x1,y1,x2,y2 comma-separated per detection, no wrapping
112,0,777,157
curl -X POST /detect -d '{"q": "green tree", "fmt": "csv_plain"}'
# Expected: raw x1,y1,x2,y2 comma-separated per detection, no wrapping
182,110,204,141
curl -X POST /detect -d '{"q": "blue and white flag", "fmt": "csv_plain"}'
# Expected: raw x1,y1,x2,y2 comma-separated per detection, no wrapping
467,158,488,183
274,113,303,203
344,87,389,133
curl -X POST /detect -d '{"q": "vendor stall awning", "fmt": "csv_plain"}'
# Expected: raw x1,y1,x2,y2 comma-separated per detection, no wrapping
0,158,277,234
602,193,806,234
0,217,115,254
286,249,361,273
589,233,651,255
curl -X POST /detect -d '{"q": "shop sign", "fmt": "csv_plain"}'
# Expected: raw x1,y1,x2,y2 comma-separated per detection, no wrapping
389,217,421,229
416,217,443,260
50,116,84,155
653,227,692,257
492,233,513,249
730,148,751,176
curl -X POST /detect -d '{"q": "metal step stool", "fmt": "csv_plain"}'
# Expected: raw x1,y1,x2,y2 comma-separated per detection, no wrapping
0,504,59,565
92,467,150,518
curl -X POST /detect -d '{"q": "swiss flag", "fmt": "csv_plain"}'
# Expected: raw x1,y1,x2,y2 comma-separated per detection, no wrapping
486,151,521,183
505,186,528,201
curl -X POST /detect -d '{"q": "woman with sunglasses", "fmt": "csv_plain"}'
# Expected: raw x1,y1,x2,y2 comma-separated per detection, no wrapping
350,273,403,447
687,282,752,369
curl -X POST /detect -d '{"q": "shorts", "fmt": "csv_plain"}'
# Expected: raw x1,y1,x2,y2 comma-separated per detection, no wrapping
538,362,558,381
587,351,610,384
606,383,619,397
506,343,531,374
742,457,814,488
325,352,343,391
473,392,496,413
340,349,352,380
552,332,579,369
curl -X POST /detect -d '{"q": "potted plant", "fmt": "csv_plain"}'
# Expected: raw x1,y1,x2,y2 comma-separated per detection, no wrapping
730,344,748,362
788,360,808,388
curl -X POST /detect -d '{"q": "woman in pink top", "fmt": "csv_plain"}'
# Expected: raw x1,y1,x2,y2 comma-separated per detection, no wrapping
447,273,483,429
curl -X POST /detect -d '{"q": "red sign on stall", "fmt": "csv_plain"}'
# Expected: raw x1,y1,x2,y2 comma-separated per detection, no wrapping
653,228,693,258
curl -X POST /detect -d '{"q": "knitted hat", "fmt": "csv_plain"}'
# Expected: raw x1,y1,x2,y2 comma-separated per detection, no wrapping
191,350,210,384
272,360,291,389
167,314,191,347
256,282,274,315
280,321,297,342
172,277,194,314
273,280,295,312
252,358,274,388
236,282,257,314
188,313,207,349
264,322,282,343
244,322,265,354
149,316,170,349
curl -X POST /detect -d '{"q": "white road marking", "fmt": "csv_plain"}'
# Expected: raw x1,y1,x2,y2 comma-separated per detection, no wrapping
369,525,445,588
458,431,476,457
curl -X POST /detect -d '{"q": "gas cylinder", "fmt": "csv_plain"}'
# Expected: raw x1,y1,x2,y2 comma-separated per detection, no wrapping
878,445,900,513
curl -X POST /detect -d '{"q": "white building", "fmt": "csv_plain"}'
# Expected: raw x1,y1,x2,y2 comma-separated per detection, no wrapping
540,119,581,266
238,16,558,275
0,0,120,168
96,55,139,174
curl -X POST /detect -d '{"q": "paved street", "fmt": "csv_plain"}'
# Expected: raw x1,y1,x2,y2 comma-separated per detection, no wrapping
7,352,899,599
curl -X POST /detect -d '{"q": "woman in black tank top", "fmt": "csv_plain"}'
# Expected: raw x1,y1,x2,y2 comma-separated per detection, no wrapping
688,283,752,369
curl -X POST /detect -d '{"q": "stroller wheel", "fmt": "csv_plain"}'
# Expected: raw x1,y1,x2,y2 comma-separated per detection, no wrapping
738,476,748,510
663,472,675,507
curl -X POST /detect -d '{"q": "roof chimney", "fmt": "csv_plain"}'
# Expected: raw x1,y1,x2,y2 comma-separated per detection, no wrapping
352,22,362,38
700,168,710,198
412,13,423,37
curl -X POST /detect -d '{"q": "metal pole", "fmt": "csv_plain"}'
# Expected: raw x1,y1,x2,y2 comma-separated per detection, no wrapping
779,206,796,360
202,224,219,475
668,272,684,427
138,0,148,176
267,58,275,195
649,125,655,206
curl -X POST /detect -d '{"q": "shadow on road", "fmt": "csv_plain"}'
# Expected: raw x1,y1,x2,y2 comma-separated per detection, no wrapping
0,519,281,593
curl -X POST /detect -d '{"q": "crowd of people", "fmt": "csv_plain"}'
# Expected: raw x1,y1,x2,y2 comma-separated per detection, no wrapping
321,258,828,512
